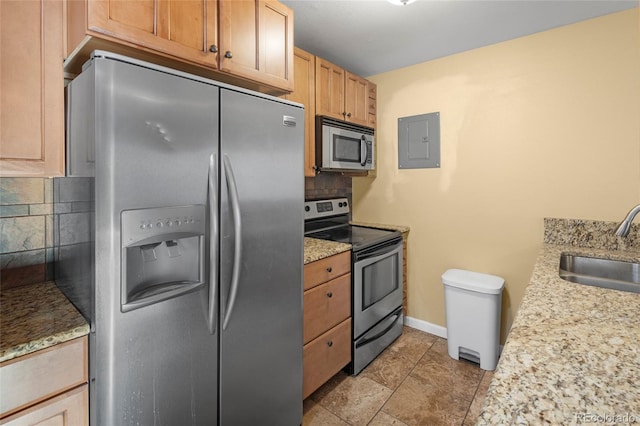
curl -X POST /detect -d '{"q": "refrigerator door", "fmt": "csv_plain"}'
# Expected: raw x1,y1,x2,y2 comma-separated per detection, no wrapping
88,56,220,425
219,88,304,425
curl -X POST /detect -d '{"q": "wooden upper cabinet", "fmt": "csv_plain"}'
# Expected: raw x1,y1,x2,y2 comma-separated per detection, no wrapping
0,0,65,177
345,72,368,126
219,0,293,91
66,0,293,94
284,48,316,177
315,57,345,121
70,0,218,68
315,58,369,126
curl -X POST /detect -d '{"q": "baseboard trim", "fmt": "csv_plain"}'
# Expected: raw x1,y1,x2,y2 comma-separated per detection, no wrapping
403,315,447,339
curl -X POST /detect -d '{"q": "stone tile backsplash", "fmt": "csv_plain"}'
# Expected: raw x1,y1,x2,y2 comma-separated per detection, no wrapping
305,174,352,208
0,178,54,288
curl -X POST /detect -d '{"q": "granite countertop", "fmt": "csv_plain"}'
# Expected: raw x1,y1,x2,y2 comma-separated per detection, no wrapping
478,244,640,424
0,281,89,363
349,221,410,234
304,237,351,264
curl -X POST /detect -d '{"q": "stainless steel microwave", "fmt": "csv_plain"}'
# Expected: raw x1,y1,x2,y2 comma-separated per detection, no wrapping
316,116,374,172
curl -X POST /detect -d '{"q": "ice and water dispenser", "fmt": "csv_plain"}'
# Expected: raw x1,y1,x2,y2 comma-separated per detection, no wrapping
120,205,206,312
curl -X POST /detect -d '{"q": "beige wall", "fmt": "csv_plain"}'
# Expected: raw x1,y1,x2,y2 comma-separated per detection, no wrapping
352,9,640,342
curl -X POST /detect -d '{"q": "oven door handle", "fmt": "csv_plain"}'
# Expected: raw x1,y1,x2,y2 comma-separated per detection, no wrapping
355,312,403,348
355,239,402,263
360,136,367,166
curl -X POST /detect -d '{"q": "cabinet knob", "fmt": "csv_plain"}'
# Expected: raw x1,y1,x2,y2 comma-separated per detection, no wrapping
327,341,333,347
342,112,347,117
326,266,332,273
225,51,233,59
347,112,352,118
209,45,218,53
327,292,333,298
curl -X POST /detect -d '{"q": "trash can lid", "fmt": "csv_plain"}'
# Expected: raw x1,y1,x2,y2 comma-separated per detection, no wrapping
442,269,505,295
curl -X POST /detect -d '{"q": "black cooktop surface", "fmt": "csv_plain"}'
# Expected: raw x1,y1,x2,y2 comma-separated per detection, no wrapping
306,224,401,251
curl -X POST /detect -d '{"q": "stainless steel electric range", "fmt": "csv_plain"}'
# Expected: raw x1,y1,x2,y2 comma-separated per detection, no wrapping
304,198,404,375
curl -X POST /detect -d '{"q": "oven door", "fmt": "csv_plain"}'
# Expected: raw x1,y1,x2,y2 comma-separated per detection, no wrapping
323,125,374,171
353,238,403,339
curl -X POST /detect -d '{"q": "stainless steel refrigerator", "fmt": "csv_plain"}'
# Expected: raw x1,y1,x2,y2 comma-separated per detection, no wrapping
56,51,303,425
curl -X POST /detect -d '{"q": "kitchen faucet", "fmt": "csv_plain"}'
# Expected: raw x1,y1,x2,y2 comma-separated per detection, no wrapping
614,203,640,237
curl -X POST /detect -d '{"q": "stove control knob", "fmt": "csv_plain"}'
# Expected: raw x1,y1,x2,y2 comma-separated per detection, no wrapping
304,206,310,212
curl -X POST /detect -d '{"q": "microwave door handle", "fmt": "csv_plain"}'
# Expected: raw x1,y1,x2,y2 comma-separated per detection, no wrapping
360,136,367,166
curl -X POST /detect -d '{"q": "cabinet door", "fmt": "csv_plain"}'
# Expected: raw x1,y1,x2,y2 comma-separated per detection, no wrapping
87,0,218,68
0,385,88,426
259,0,294,91
286,48,316,176
344,72,368,126
0,0,64,177
315,57,345,121
219,0,293,91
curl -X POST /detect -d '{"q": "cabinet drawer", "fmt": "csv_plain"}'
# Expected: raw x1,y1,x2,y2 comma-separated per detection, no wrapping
0,337,88,418
304,251,350,291
304,273,351,344
303,318,351,399
0,384,88,426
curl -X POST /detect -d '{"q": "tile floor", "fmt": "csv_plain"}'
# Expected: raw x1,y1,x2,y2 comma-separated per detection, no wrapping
303,326,493,426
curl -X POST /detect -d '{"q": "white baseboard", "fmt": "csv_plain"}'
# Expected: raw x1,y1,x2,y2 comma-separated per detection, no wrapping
404,316,506,359
403,315,447,339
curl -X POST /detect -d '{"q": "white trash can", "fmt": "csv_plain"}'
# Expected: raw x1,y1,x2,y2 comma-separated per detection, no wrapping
442,269,504,371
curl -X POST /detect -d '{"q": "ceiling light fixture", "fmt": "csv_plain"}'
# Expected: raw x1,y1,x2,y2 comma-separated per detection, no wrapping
388,0,417,5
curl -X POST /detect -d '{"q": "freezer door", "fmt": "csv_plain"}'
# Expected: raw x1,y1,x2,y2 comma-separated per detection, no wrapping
86,56,220,426
219,89,304,425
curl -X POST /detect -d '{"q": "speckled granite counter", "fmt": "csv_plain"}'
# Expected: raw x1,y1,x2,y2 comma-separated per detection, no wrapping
349,221,410,235
478,219,640,424
304,237,351,264
0,281,89,363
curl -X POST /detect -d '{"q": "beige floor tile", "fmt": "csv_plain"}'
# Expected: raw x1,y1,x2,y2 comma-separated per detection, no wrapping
360,346,416,390
314,375,393,426
386,326,437,364
410,344,484,403
303,398,350,426
463,370,495,425
382,375,469,426
368,411,410,426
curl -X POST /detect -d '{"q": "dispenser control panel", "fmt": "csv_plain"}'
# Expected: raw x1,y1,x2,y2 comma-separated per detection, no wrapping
121,205,206,247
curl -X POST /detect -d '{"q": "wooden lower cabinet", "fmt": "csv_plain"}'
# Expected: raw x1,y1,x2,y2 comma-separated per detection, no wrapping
303,318,351,399
0,337,88,425
0,386,88,426
303,251,352,399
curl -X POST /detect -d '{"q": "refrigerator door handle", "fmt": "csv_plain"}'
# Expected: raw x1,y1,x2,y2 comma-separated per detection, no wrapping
223,154,242,330
207,154,218,334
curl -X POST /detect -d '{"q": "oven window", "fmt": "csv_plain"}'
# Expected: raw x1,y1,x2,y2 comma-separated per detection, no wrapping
362,253,399,310
333,134,361,163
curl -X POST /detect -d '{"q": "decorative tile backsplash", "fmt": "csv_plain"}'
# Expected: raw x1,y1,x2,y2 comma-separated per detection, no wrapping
0,178,54,288
305,174,352,202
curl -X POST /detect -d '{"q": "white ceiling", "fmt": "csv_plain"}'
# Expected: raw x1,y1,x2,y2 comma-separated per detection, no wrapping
281,0,638,77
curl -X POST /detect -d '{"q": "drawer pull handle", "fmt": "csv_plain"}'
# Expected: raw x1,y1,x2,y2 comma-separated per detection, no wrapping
327,341,333,347
326,266,332,273
327,291,333,298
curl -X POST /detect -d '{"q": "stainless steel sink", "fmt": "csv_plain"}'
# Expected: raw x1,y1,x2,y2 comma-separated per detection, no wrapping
559,254,640,294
